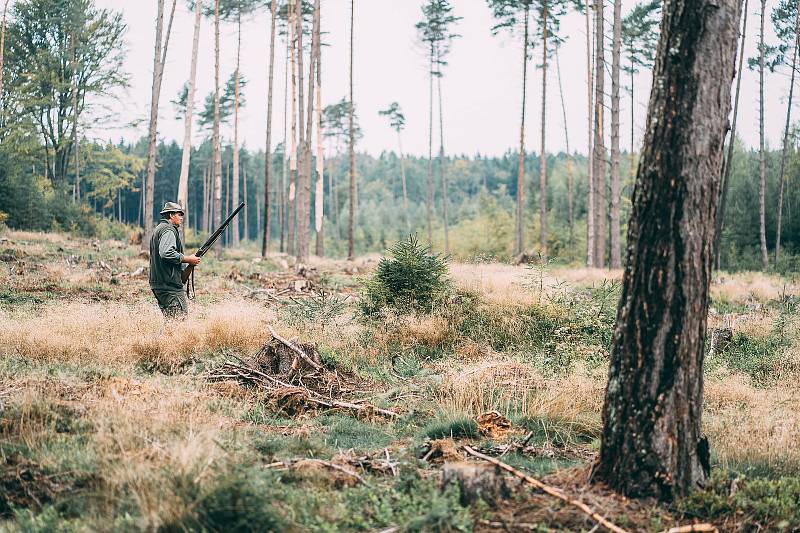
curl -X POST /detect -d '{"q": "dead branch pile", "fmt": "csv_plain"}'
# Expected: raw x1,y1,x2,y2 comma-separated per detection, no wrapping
208,328,398,419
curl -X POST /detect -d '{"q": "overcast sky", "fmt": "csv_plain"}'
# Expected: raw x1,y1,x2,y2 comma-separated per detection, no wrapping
91,0,789,157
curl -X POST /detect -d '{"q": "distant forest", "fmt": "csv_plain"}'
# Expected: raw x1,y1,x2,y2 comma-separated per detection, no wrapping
2,134,799,271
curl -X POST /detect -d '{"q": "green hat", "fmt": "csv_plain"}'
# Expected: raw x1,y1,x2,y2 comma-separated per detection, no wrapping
160,202,184,215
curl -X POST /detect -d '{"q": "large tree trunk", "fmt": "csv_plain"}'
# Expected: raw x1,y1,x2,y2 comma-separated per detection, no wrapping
774,4,800,264
296,0,311,263
715,0,749,269
232,10,242,247
177,0,202,242
593,0,740,499
287,3,297,256
556,46,574,248
143,0,177,249
539,2,548,258
314,0,324,257
262,0,277,257
347,0,356,260
516,5,529,257
586,0,595,266
593,0,606,267
609,0,622,268
758,0,768,269
437,55,450,254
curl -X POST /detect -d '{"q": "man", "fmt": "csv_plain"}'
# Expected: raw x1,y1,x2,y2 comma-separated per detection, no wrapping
149,202,200,319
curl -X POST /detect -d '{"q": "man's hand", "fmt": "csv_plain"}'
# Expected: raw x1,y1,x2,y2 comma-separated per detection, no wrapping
182,254,201,266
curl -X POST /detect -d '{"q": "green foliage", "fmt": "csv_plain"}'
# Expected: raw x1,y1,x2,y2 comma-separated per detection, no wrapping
319,415,394,450
515,415,600,448
679,470,800,531
422,418,480,440
360,235,451,316
283,291,350,332
715,329,797,386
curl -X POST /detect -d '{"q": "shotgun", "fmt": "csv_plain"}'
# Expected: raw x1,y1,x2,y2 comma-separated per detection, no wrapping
182,202,245,296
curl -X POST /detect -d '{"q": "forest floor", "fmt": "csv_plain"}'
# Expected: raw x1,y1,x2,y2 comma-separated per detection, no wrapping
1,229,800,532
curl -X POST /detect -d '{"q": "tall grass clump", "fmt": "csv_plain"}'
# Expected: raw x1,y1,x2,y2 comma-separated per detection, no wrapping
360,235,451,317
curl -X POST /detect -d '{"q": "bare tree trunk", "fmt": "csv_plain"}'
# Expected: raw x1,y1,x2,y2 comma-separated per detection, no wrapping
0,0,9,111
177,0,202,242
347,0,356,260
586,0,595,266
70,32,80,202
213,0,223,249
556,46,574,248
280,25,289,254
539,2,548,258
610,0,622,268
593,0,606,267
202,164,208,233
775,4,800,264
296,0,310,262
715,0,749,269
314,0,324,257
594,0,740,499
143,0,177,249
398,132,409,232
232,10,242,247
437,53,450,254
287,2,297,256
516,4,529,257
426,52,435,247
243,166,248,239
262,0,277,257
758,0,768,270
630,59,635,181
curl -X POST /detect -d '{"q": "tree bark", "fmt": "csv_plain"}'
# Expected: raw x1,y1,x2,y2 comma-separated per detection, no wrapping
426,51,435,247
296,0,311,263
232,9,242,247
437,54,450,254
0,0,9,111
594,0,740,499
143,0,176,249
586,0,595,266
287,2,297,256
556,46,574,248
314,0,324,257
280,23,290,254
398,131,409,233
262,0,277,257
758,0,768,269
347,0,356,260
539,2,548,258
774,3,800,264
593,0,606,267
715,0,749,269
178,0,202,243
610,0,622,268
213,0,223,250
516,4,529,257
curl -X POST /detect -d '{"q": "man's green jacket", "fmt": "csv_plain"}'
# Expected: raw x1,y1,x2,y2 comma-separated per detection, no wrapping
149,219,186,292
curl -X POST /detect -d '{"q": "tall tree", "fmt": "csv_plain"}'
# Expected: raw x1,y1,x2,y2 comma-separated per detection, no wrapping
585,0,594,266
143,0,177,248
714,0,749,268
593,0,740,499
555,45,574,247
177,0,203,241
5,0,127,187
296,0,311,262
593,0,606,267
772,0,800,263
757,0,769,269
0,0,9,108
262,0,278,257
313,0,323,257
213,0,223,247
488,0,533,257
347,0,355,259
610,0,622,268
379,102,409,230
417,0,460,251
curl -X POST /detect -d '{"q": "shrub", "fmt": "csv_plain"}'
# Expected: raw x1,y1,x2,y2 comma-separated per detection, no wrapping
360,235,451,316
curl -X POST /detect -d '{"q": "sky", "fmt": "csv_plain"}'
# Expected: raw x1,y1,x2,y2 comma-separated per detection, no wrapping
90,0,791,158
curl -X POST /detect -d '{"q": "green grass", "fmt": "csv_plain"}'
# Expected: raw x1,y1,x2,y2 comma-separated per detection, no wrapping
319,415,394,451
421,418,480,441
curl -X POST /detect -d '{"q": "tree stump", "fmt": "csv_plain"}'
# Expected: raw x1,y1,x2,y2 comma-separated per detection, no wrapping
442,462,513,506
251,337,321,378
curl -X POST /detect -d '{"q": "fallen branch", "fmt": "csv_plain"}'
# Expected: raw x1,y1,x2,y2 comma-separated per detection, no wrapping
463,446,628,533
268,325,325,373
264,458,371,487
659,525,718,533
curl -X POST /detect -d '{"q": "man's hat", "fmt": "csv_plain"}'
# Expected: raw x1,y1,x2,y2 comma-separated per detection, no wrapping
160,202,185,215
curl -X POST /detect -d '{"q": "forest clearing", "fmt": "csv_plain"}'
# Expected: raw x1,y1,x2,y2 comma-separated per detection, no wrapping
1,230,799,531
